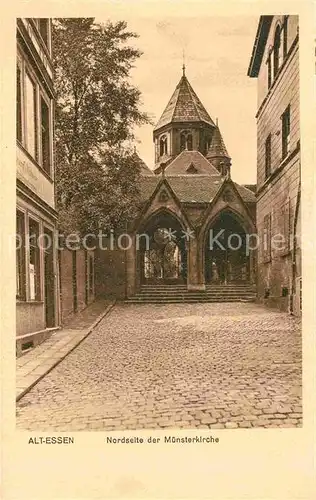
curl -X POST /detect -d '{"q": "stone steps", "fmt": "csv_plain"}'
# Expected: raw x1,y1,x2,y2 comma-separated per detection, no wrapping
126,284,256,304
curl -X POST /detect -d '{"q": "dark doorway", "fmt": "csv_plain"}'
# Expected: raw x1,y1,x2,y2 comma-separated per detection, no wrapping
205,212,250,284
44,228,55,327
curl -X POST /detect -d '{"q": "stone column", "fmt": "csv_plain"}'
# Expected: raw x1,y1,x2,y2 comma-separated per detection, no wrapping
187,236,206,291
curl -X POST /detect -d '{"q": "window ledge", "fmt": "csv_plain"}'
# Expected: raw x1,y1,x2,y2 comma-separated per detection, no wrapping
16,300,44,305
17,141,53,183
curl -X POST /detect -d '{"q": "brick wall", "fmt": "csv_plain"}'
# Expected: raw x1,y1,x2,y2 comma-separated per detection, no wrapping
59,249,95,324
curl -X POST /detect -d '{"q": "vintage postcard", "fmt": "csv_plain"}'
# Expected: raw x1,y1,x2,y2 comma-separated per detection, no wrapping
1,0,315,498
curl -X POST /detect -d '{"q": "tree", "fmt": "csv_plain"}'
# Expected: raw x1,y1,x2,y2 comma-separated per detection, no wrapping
52,18,150,235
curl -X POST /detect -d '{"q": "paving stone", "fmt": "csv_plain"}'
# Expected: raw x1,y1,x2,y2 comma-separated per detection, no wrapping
225,422,238,429
238,421,252,428
201,417,218,425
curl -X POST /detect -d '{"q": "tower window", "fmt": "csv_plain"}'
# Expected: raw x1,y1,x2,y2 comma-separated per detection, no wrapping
186,163,198,174
187,134,193,151
180,131,193,151
180,132,186,151
159,135,167,156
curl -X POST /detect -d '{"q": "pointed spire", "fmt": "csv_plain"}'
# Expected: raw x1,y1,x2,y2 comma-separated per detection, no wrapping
206,123,230,160
182,49,186,76
154,74,215,131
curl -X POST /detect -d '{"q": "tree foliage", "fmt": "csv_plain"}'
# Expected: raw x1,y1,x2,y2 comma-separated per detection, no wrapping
52,18,150,235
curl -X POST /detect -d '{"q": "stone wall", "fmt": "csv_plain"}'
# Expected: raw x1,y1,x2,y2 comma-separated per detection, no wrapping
255,16,301,314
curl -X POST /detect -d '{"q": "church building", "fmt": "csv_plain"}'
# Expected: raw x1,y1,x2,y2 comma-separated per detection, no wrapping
96,68,257,302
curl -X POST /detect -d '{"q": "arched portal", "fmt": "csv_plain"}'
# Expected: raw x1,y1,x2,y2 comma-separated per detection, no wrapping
204,211,250,284
138,211,187,284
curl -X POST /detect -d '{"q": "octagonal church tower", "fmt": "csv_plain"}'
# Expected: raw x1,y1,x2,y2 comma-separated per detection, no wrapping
153,66,231,176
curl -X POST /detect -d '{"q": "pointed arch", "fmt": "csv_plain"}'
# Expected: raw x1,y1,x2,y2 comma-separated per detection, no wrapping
201,208,256,284
138,205,189,235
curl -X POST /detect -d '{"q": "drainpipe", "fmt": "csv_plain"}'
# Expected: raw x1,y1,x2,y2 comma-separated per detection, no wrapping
290,154,301,314
124,221,128,300
290,175,301,314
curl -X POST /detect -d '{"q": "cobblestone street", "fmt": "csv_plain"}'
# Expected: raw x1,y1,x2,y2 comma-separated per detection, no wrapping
16,302,302,431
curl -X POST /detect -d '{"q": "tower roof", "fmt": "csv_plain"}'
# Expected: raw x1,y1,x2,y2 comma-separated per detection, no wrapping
206,124,230,160
154,74,216,131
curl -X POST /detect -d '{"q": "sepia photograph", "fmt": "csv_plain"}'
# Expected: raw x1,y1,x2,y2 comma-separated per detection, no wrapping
15,13,302,433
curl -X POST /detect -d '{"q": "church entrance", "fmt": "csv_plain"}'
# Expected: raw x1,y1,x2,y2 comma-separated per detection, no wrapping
139,212,187,284
204,212,250,284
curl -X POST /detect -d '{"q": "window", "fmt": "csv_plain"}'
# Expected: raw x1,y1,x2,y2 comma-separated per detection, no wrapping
25,71,38,160
263,213,272,263
265,134,272,179
283,16,288,59
28,218,41,300
267,53,272,89
16,52,52,175
16,211,26,300
180,131,193,151
31,18,50,50
180,132,186,151
38,19,49,48
282,105,291,158
280,199,291,255
186,163,198,174
40,96,50,172
16,62,23,142
159,136,167,156
273,25,281,78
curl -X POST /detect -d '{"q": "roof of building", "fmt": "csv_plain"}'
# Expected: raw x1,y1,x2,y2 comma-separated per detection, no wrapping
243,184,256,193
139,174,256,204
206,125,230,160
154,74,216,131
247,16,273,77
161,150,221,176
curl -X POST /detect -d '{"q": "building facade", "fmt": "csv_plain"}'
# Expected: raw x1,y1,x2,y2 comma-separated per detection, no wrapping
248,15,301,315
16,18,60,354
96,69,257,300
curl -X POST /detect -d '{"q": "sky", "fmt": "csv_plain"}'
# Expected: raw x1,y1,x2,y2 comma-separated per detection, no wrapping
96,14,259,184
